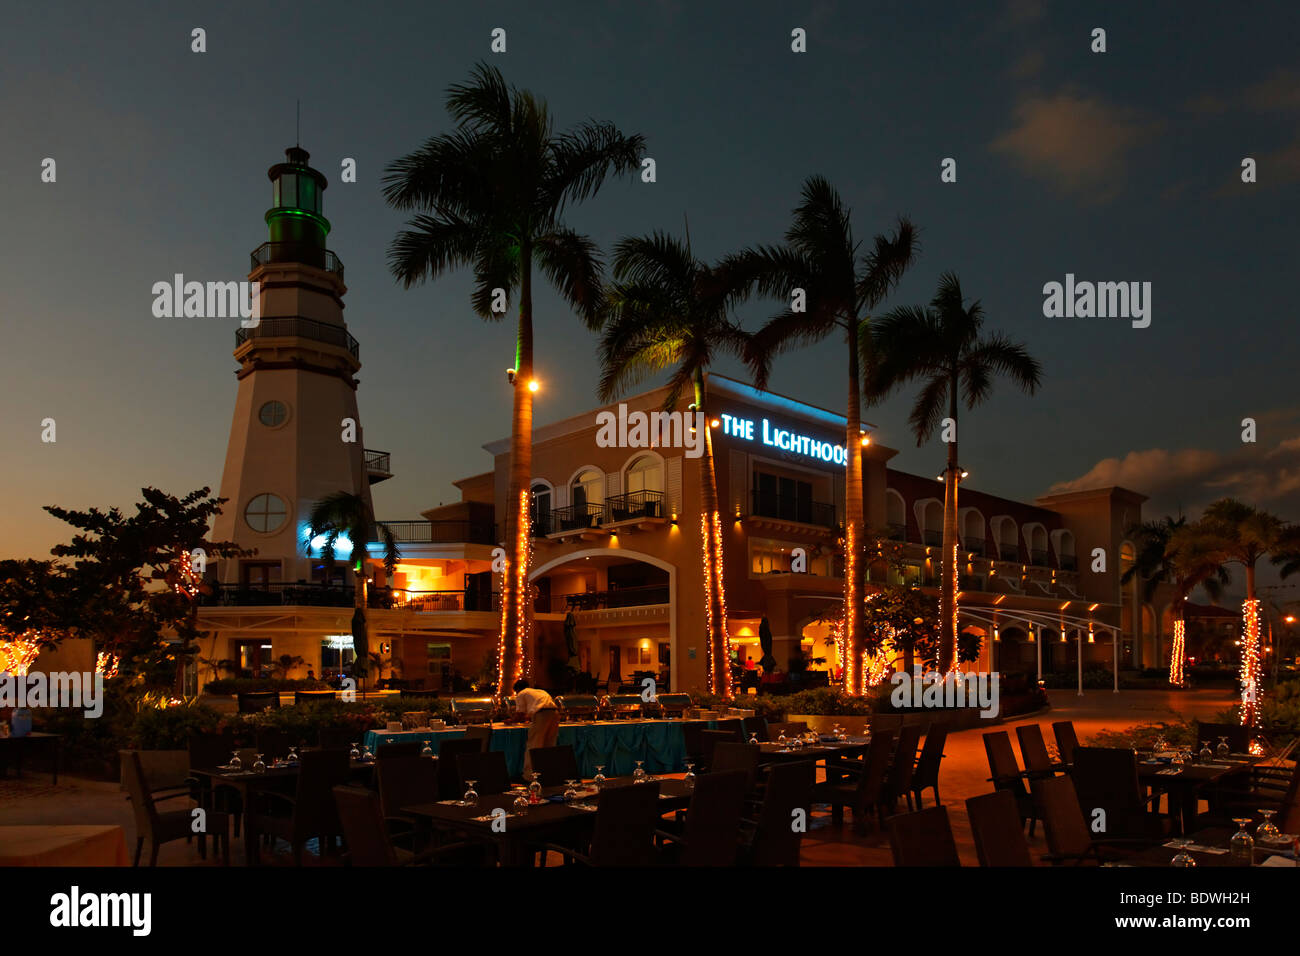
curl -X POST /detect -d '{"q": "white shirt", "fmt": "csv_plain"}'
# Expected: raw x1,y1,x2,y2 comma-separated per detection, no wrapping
515,687,556,716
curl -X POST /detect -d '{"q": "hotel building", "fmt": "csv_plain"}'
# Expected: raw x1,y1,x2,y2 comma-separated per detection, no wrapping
197,147,1176,693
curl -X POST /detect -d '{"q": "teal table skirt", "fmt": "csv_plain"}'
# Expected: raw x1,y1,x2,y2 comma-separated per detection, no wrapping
363,720,716,778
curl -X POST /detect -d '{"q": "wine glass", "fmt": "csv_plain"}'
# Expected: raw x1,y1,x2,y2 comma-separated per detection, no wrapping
563,779,580,804
420,741,433,758
362,745,375,763
286,745,299,764
593,765,606,789
349,742,361,761
1257,809,1280,843
512,789,530,816
683,762,697,791
633,760,647,783
1169,839,1197,867
252,753,266,774
777,731,788,749
527,771,543,804
1229,818,1255,865
462,779,479,808
1198,740,1213,763
748,733,759,746
1171,749,1185,769
229,750,242,772
1154,734,1168,754
1217,736,1231,760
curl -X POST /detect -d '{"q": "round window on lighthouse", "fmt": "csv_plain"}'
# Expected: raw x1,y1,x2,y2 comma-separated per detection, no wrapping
258,400,289,427
245,494,287,534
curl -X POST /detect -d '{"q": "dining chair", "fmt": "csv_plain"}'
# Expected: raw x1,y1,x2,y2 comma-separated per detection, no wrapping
911,724,949,808
1071,746,1172,840
884,723,925,812
699,730,736,771
1051,720,1080,767
376,741,423,759
966,790,1034,866
123,750,230,866
711,742,760,790
740,759,815,866
741,716,769,742
886,805,961,866
983,730,1036,835
1032,775,1152,865
464,725,493,750
376,754,439,821
529,745,581,787
333,786,473,866
537,781,664,866
247,748,351,866
811,728,895,835
456,750,511,795
436,739,486,799
1015,724,1063,778
655,769,749,865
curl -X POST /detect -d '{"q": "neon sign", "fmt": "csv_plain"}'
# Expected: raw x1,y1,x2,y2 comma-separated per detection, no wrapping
719,412,847,465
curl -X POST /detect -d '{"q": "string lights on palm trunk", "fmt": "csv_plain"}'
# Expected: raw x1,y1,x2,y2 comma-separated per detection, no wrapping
1240,598,1261,726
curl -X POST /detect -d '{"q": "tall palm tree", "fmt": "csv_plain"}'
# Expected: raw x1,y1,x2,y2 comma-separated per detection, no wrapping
305,492,399,679
383,63,644,695
1122,517,1229,685
726,177,916,694
599,231,754,696
870,272,1042,673
1200,498,1286,725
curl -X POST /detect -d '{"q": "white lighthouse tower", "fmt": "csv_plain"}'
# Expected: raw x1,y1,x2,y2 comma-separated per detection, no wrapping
210,146,389,592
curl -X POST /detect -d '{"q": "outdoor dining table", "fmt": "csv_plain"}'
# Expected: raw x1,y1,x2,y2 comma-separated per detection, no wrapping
364,719,713,778
1135,753,1263,834
0,732,62,784
754,737,871,766
189,758,375,864
1115,827,1299,867
402,775,695,866
0,824,128,866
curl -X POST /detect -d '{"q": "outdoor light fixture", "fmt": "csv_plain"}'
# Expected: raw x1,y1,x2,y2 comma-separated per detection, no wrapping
860,434,870,446
506,367,516,384
527,378,540,392
711,418,720,428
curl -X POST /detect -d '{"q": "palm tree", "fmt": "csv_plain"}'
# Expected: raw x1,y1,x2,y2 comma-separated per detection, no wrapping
1200,498,1286,725
1122,517,1229,685
383,63,644,695
598,231,753,696
305,492,399,680
726,177,916,694
870,272,1042,673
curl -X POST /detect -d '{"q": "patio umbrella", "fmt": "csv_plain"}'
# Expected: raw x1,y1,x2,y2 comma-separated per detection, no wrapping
758,616,777,671
351,607,369,680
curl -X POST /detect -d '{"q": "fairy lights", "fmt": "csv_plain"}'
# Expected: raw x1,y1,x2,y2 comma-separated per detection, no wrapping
1240,598,1261,726
95,651,120,679
495,490,532,699
172,550,201,599
1169,619,1186,687
949,541,960,673
711,509,732,698
699,509,732,697
0,632,43,677
844,523,860,693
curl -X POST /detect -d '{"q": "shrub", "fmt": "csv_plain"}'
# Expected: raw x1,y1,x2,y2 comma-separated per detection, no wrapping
777,688,876,717
203,677,331,695
1087,719,1196,750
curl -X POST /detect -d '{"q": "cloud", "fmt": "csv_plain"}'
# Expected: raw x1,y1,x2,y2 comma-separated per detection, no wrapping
990,91,1149,195
1186,68,1300,114
1045,431,1300,518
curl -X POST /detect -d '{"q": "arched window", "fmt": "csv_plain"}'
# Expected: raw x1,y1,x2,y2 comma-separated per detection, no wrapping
885,490,906,540
530,481,552,532
919,500,943,546
624,455,664,495
961,509,986,555
571,469,604,509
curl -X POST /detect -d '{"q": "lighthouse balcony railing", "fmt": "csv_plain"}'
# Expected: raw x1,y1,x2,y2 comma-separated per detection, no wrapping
235,316,360,359
250,241,344,281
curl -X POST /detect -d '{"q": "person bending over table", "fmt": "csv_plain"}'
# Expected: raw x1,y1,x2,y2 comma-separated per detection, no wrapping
514,679,559,777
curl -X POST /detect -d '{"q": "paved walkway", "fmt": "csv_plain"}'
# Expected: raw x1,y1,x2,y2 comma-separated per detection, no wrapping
0,688,1247,866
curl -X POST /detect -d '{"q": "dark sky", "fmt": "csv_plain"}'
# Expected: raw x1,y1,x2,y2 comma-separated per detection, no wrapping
3,0,1299,595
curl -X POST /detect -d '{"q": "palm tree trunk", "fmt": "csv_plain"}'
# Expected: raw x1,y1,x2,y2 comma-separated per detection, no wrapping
695,372,730,697
843,319,865,694
939,373,960,672
1241,560,1260,725
499,245,534,698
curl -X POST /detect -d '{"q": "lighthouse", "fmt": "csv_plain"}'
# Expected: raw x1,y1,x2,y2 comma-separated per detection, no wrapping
210,146,389,593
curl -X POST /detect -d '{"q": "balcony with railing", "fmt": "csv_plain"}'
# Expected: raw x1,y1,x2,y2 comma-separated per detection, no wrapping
250,241,345,281
1059,554,1078,571
365,449,392,484
998,543,1020,562
749,490,837,530
552,583,670,614
542,502,607,536
370,587,500,613
602,490,667,524
200,582,354,608
963,536,985,557
1030,549,1051,567
922,529,941,547
886,522,906,541
235,315,360,359
373,519,498,546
